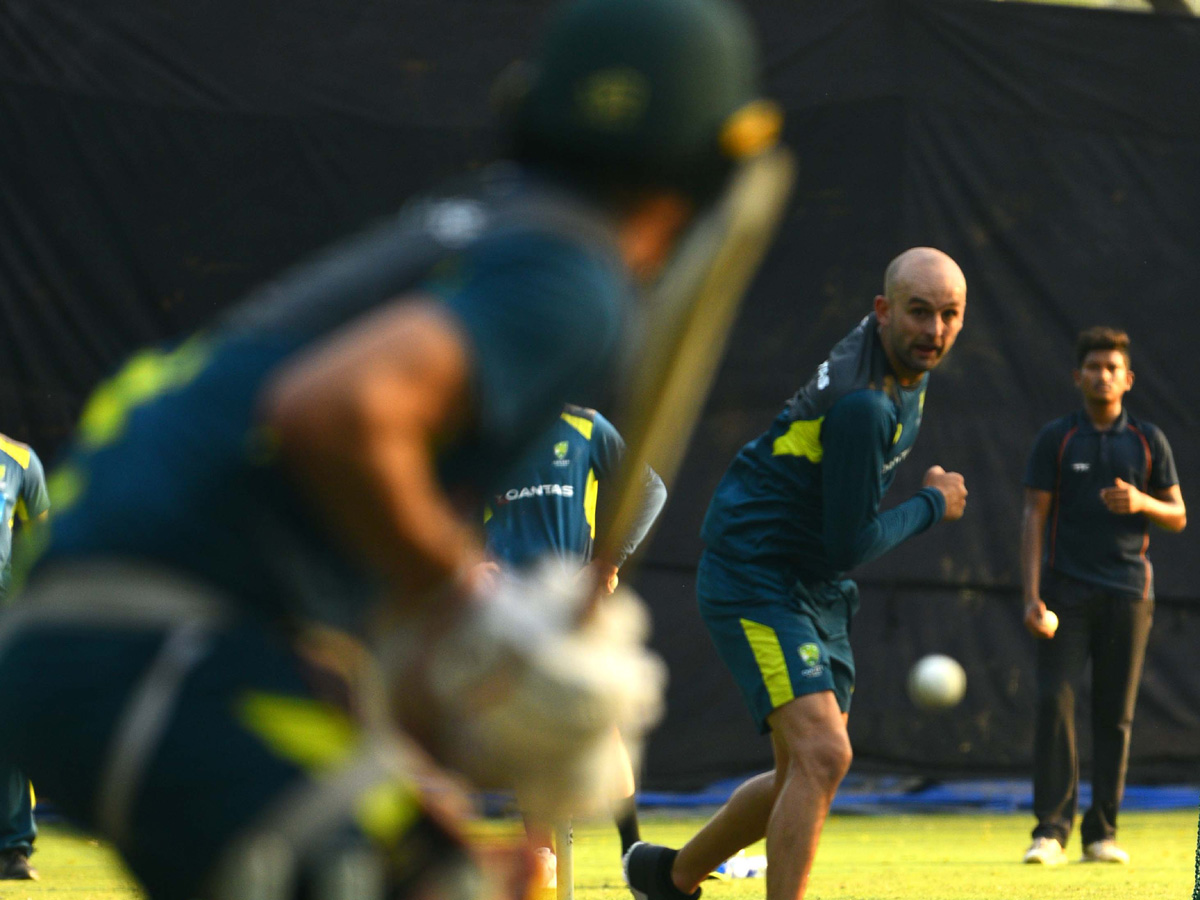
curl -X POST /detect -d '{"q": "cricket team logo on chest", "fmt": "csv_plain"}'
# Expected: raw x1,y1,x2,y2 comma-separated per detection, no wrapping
552,440,571,468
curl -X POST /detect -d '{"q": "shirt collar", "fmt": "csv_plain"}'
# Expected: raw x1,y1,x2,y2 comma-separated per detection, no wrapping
1076,406,1128,435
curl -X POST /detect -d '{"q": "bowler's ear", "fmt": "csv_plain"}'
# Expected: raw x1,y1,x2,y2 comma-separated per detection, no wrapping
873,294,889,325
1126,369,1135,391
1072,368,1082,388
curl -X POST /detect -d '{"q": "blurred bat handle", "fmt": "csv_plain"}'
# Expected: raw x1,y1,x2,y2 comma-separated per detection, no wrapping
556,821,573,900
574,556,611,624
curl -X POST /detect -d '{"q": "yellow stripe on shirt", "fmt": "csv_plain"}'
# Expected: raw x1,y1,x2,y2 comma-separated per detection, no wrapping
561,412,594,440
0,437,30,470
771,418,824,463
584,468,599,539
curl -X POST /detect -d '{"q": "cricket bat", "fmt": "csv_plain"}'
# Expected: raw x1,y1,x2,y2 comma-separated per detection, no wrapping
595,146,795,567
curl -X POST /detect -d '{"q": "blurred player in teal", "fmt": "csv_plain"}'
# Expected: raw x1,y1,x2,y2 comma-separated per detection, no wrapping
485,404,666,591
625,248,969,900
0,435,48,881
0,436,49,603
484,405,667,884
0,2,785,899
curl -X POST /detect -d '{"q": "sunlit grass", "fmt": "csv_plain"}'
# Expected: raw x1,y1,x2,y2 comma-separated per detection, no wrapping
20,808,1196,900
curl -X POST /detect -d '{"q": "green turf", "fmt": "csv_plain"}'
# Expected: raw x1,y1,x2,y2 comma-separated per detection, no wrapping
9,824,142,898
16,809,1198,899
571,809,1198,900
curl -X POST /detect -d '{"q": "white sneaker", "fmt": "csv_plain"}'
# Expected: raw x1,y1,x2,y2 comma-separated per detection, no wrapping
1023,837,1068,865
534,847,558,888
1083,839,1129,864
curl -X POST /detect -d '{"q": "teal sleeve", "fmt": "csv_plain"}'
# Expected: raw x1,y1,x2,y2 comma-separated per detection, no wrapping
21,450,50,519
820,391,943,572
590,412,626,480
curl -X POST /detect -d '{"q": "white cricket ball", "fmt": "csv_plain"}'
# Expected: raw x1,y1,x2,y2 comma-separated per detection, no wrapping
1043,610,1059,636
907,654,967,710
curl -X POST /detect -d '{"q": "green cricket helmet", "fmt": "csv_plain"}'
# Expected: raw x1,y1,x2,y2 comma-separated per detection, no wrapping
507,0,782,203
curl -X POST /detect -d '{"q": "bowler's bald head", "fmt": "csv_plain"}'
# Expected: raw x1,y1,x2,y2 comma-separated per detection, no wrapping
874,247,967,384
883,247,967,306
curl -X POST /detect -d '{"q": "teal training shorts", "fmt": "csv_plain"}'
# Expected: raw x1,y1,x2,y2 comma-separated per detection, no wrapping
697,573,858,732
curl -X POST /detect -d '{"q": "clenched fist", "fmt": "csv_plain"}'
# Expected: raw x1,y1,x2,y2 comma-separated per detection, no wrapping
923,465,968,521
1099,478,1145,515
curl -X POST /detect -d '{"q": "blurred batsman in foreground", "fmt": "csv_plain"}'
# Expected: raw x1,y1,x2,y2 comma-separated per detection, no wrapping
0,0,790,898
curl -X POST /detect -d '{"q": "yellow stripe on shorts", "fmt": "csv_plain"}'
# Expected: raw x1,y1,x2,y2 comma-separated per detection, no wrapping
739,619,795,708
236,692,360,772
355,779,422,845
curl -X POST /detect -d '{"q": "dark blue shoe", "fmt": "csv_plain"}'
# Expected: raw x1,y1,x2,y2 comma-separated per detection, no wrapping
622,841,700,900
0,849,37,880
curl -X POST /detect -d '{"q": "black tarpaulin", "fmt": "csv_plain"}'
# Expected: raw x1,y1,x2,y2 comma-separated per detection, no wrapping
644,0,1200,787
2,0,1199,786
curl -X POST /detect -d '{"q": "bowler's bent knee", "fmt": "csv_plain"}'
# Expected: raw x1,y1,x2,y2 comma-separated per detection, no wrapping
769,692,852,789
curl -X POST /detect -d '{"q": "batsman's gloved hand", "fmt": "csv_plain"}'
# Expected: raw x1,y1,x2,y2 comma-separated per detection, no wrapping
413,562,666,821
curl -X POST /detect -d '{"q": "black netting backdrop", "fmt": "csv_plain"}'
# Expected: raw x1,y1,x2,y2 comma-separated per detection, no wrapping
2,0,1198,787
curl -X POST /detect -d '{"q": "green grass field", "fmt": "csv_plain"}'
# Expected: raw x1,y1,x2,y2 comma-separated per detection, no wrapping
17,809,1196,900
626,810,1197,900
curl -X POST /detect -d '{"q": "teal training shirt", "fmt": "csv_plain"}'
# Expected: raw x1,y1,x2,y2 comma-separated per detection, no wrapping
483,406,666,571
39,167,631,633
0,436,49,600
700,313,945,598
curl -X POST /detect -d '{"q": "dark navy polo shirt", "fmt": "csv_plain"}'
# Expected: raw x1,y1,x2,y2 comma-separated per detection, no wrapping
1024,408,1179,599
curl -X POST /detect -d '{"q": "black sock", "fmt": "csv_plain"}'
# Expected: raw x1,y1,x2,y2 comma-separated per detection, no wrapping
658,848,699,899
615,796,641,853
